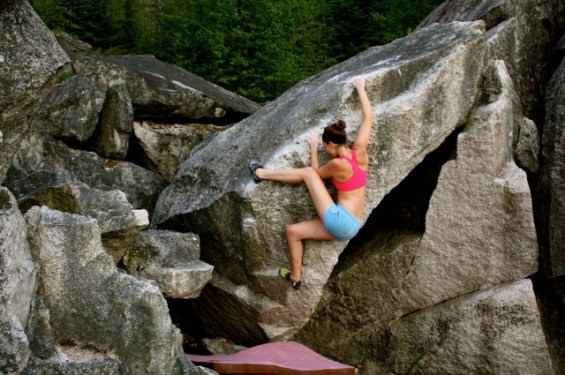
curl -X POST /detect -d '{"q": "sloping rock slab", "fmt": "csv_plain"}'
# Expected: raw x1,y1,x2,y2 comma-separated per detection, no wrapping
86,54,260,123
188,341,356,375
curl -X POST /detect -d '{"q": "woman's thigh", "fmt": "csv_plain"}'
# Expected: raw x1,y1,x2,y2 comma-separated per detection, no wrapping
288,219,335,241
301,168,334,219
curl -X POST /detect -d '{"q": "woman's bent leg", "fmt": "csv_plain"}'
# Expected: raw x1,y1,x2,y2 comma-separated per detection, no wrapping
286,219,334,282
256,167,307,185
258,166,336,283
257,167,334,219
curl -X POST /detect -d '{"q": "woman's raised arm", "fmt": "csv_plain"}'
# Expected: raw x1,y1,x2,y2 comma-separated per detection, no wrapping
352,78,374,151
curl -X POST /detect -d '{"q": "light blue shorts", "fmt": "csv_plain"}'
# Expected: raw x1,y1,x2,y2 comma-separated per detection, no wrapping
322,204,362,241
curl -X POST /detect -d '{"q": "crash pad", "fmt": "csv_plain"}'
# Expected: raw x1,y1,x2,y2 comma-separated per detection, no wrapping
187,341,356,375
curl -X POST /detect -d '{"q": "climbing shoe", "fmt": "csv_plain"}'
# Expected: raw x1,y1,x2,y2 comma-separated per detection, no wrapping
249,160,263,183
279,267,301,290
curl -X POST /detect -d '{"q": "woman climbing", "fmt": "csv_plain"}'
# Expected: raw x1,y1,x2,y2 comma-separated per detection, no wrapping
249,78,374,290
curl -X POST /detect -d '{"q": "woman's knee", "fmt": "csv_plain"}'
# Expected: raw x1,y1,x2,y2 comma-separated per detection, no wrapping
286,224,301,241
301,166,321,183
303,166,317,176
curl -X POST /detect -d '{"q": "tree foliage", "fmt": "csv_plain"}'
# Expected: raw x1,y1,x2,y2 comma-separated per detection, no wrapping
31,0,442,102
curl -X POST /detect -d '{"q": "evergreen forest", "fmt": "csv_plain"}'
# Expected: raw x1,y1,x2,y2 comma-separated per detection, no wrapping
31,0,444,103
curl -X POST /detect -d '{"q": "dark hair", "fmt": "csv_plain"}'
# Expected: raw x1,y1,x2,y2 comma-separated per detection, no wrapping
322,120,347,144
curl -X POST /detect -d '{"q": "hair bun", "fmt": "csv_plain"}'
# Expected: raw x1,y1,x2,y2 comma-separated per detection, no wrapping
322,119,348,144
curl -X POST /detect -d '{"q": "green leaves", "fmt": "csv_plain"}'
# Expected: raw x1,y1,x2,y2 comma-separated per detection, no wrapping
31,0,443,103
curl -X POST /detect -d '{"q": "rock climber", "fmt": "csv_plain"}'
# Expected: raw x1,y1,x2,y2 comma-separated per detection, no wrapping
249,77,374,290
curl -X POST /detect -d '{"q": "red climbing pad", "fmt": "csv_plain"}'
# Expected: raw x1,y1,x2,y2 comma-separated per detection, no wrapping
187,341,356,375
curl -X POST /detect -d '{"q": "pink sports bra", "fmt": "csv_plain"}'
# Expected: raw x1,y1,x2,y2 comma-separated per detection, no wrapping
332,149,368,192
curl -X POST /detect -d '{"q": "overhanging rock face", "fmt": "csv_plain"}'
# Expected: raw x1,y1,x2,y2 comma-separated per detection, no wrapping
153,21,487,342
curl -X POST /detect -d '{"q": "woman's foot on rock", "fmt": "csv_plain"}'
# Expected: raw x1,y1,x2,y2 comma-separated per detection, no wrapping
249,160,263,183
279,267,301,290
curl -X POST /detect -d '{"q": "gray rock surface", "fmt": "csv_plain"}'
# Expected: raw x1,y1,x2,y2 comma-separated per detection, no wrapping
514,117,540,174
16,181,149,263
92,84,134,160
297,61,540,367
126,230,214,299
371,280,552,374
24,206,191,374
23,347,125,375
154,20,488,342
0,187,37,374
0,0,69,182
538,56,565,278
38,72,107,143
133,121,226,181
6,131,167,212
0,314,30,375
0,188,37,332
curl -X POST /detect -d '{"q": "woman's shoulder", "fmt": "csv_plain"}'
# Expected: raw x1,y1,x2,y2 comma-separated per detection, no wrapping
330,157,349,167
329,157,352,181
328,157,351,173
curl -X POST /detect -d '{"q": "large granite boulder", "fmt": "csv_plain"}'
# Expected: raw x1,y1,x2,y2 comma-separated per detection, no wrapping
24,206,195,374
0,0,69,182
152,3,563,373
153,21,488,342
296,61,540,369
